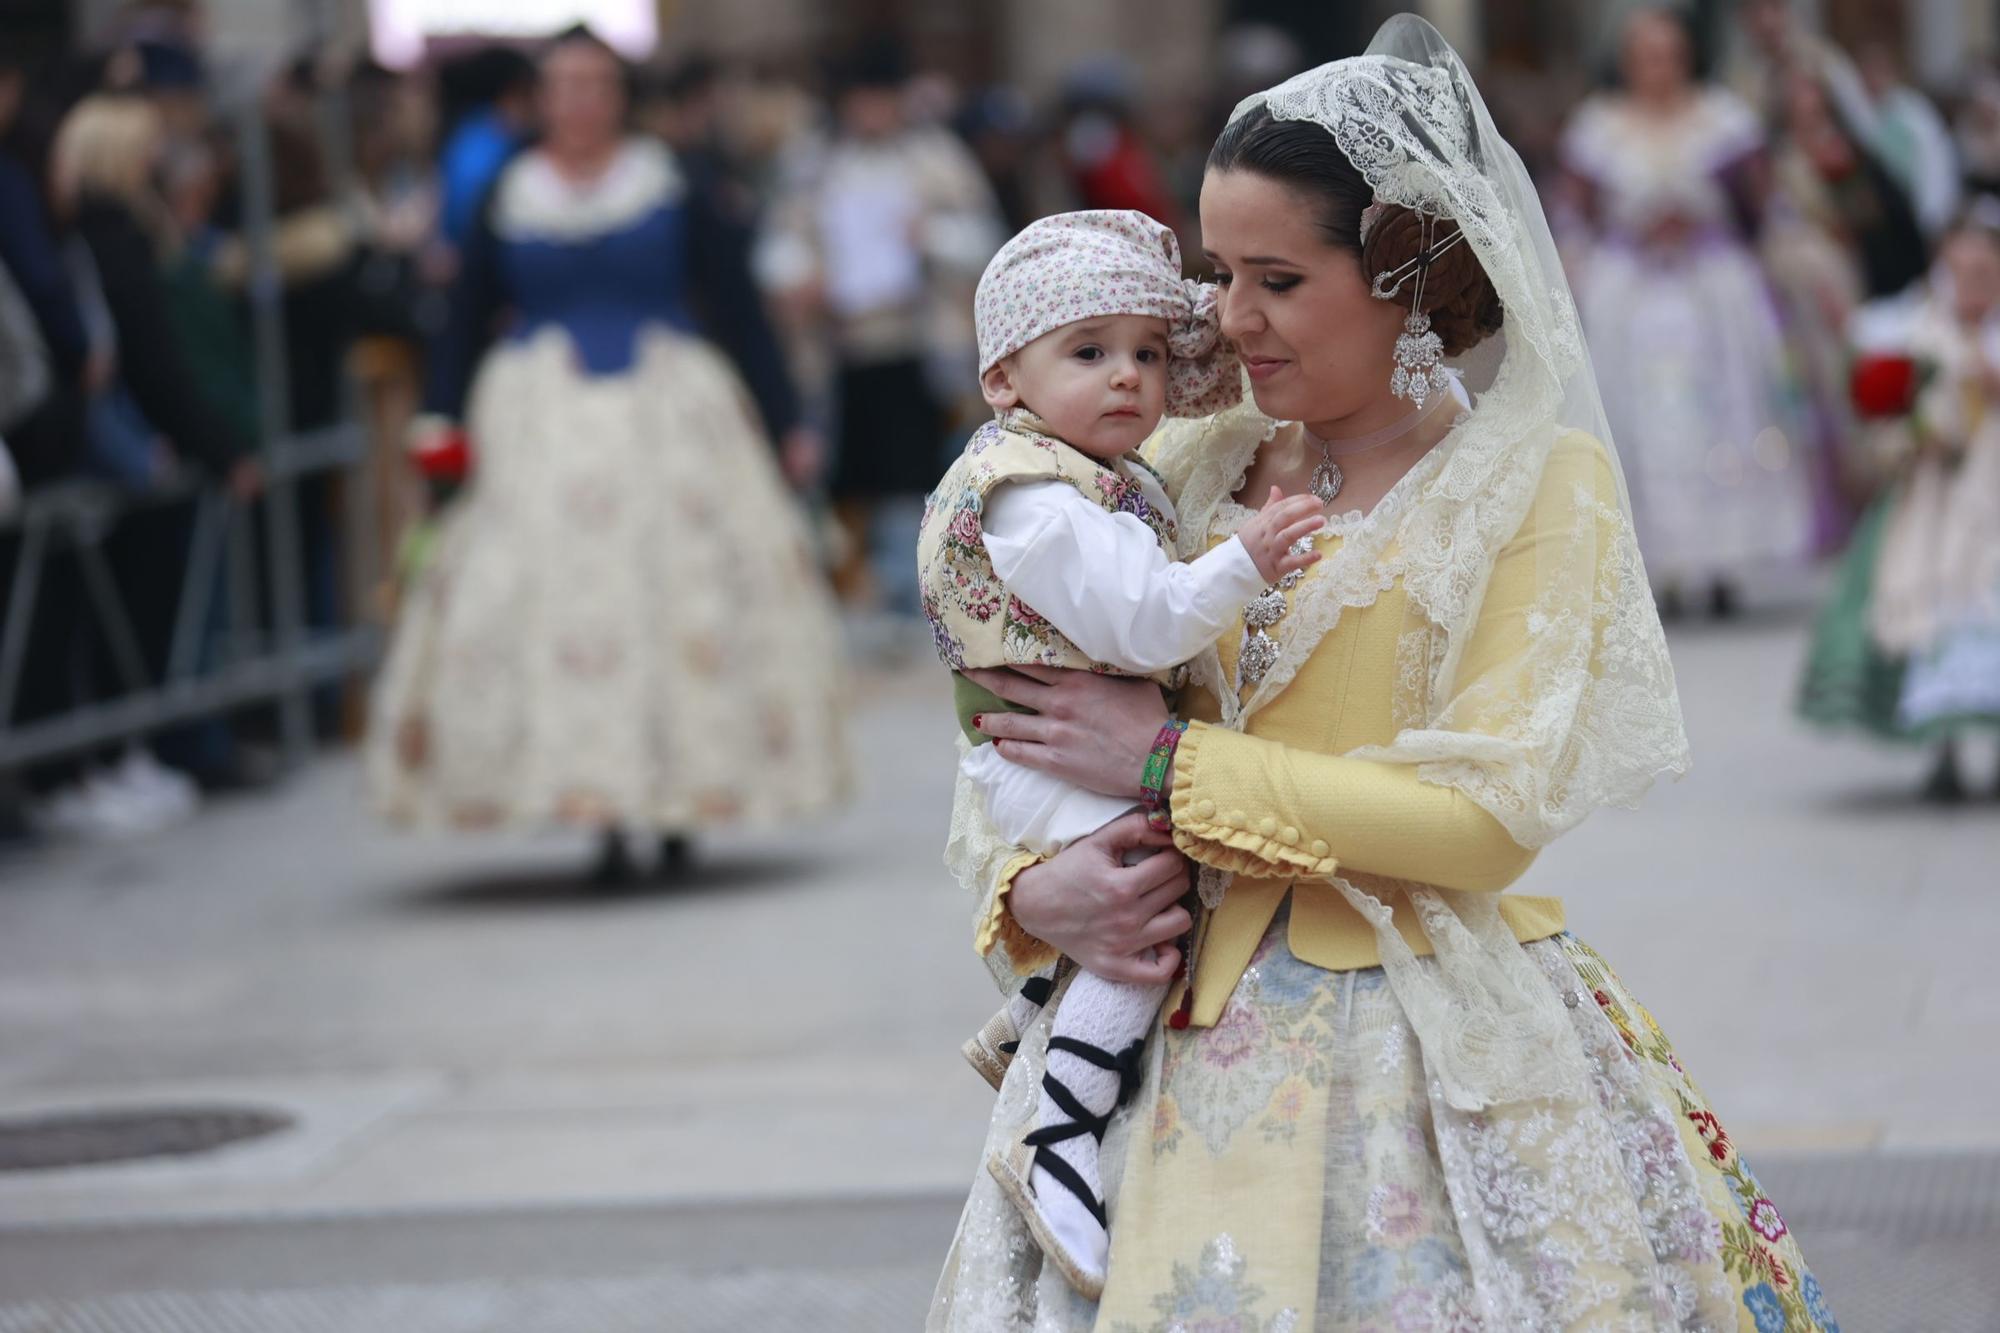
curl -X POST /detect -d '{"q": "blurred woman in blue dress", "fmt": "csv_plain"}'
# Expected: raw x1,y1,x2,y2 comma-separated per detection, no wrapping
368,27,848,881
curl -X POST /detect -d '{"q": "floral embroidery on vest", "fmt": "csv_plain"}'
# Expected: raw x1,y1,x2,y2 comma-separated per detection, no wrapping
917,417,1179,683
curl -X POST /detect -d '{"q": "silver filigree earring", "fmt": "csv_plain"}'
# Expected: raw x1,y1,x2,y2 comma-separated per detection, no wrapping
1370,212,1463,409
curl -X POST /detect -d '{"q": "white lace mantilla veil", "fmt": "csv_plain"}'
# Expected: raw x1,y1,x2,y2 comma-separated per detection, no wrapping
1147,15,1692,1111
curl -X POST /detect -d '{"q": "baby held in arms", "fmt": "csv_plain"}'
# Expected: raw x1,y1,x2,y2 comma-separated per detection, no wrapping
914,210,1325,1297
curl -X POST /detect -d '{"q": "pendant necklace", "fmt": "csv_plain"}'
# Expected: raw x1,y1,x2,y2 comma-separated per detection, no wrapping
1241,390,1457,690
1306,388,1454,503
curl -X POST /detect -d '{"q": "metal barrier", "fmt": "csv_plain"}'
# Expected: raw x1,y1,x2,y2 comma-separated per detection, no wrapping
0,427,381,771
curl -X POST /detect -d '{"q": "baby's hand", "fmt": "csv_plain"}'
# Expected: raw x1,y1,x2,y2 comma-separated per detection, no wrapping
1239,487,1325,583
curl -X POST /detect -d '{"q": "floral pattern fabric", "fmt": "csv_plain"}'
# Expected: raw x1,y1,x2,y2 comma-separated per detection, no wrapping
974,210,1240,418
366,328,849,830
930,910,1837,1333
916,415,1179,681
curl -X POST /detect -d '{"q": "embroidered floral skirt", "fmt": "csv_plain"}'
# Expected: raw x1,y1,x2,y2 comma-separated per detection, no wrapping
367,327,850,832
930,909,1836,1332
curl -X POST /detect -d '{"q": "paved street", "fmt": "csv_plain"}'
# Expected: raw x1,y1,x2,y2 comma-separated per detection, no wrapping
1,607,1997,1330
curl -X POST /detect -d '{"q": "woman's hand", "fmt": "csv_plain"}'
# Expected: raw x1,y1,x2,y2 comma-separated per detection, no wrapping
963,665,1169,798
1008,812,1191,985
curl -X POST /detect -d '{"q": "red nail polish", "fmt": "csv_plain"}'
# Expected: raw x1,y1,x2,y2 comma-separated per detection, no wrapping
973,714,985,729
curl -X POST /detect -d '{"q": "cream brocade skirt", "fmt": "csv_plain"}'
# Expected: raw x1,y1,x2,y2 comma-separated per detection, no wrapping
930,907,1837,1333
366,327,849,831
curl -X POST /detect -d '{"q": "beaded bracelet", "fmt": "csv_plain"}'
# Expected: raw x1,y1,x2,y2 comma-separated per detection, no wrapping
1139,718,1189,832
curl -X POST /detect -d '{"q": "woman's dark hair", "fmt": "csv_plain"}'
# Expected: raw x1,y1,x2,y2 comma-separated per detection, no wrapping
1207,104,1503,355
545,23,636,111
440,46,537,131
1602,5,1712,90
832,34,911,95
639,53,720,109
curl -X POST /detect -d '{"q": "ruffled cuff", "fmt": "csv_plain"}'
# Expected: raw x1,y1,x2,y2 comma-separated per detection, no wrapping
1168,721,1341,880
974,849,1063,975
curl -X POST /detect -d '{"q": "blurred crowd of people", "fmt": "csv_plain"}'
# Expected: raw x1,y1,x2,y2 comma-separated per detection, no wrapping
2,0,1996,852
1,9,361,843
1544,1,2000,799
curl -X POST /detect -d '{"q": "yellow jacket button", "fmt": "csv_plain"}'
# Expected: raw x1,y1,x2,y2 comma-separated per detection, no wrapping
1195,799,1216,819
1310,839,1330,857
1258,816,1277,836
1281,826,1299,845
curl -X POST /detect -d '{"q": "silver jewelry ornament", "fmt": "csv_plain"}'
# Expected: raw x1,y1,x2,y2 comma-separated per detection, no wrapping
1237,536,1317,690
1370,212,1464,408
1309,451,1343,503
1390,310,1450,408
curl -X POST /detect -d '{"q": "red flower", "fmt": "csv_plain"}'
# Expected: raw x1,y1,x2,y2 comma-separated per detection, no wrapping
1593,989,1612,1009
412,425,472,480
1688,1108,1732,1161
1850,353,1919,419
1742,1242,1787,1287
1007,595,1047,628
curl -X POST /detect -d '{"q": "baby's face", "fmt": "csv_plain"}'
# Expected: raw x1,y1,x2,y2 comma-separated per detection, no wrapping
987,314,1169,459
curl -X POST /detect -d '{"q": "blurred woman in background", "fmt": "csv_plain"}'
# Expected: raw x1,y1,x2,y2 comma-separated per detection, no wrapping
35,94,258,836
1561,6,1812,617
1758,66,1927,557
1801,209,2000,800
366,26,847,883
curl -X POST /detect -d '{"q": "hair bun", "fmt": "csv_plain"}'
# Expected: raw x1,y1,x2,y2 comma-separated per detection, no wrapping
1359,203,1504,356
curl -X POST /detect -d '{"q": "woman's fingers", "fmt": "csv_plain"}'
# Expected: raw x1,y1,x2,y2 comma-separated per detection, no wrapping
1095,942,1182,986
1117,844,1189,896
1137,903,1193,949
960,666,1054,709
989,736,1056,773
1099,810,1173,858
971,709,1051,743
1131,872,1190,922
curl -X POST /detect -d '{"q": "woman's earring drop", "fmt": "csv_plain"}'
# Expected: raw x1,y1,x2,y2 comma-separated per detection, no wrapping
1373,211,1457,409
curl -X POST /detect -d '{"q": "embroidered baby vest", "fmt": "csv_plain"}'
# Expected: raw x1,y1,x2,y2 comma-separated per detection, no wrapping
917,418,1180,688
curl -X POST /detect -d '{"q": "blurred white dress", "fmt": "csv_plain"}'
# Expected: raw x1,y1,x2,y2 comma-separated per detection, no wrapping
367,140,849,831
1563,91,1814,588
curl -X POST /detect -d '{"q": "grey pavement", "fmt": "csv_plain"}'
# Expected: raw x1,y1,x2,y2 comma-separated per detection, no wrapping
0,607,1997,1329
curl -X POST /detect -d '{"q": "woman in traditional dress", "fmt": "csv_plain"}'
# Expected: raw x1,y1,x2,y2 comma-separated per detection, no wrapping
1561,7,1813,617
930,18,1836,1331
1802,211,2000,800
1888,216,2000,797
367,27,848,881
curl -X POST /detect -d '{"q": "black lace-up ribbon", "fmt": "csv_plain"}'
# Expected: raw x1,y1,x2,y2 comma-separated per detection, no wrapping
1020,1037,1149,1227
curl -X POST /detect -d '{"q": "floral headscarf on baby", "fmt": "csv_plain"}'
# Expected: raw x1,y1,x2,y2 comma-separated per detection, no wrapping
974,210,1241,420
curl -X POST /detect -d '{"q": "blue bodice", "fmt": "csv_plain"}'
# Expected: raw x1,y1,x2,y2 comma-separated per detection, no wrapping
430,137,797,436
498,198,696,376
